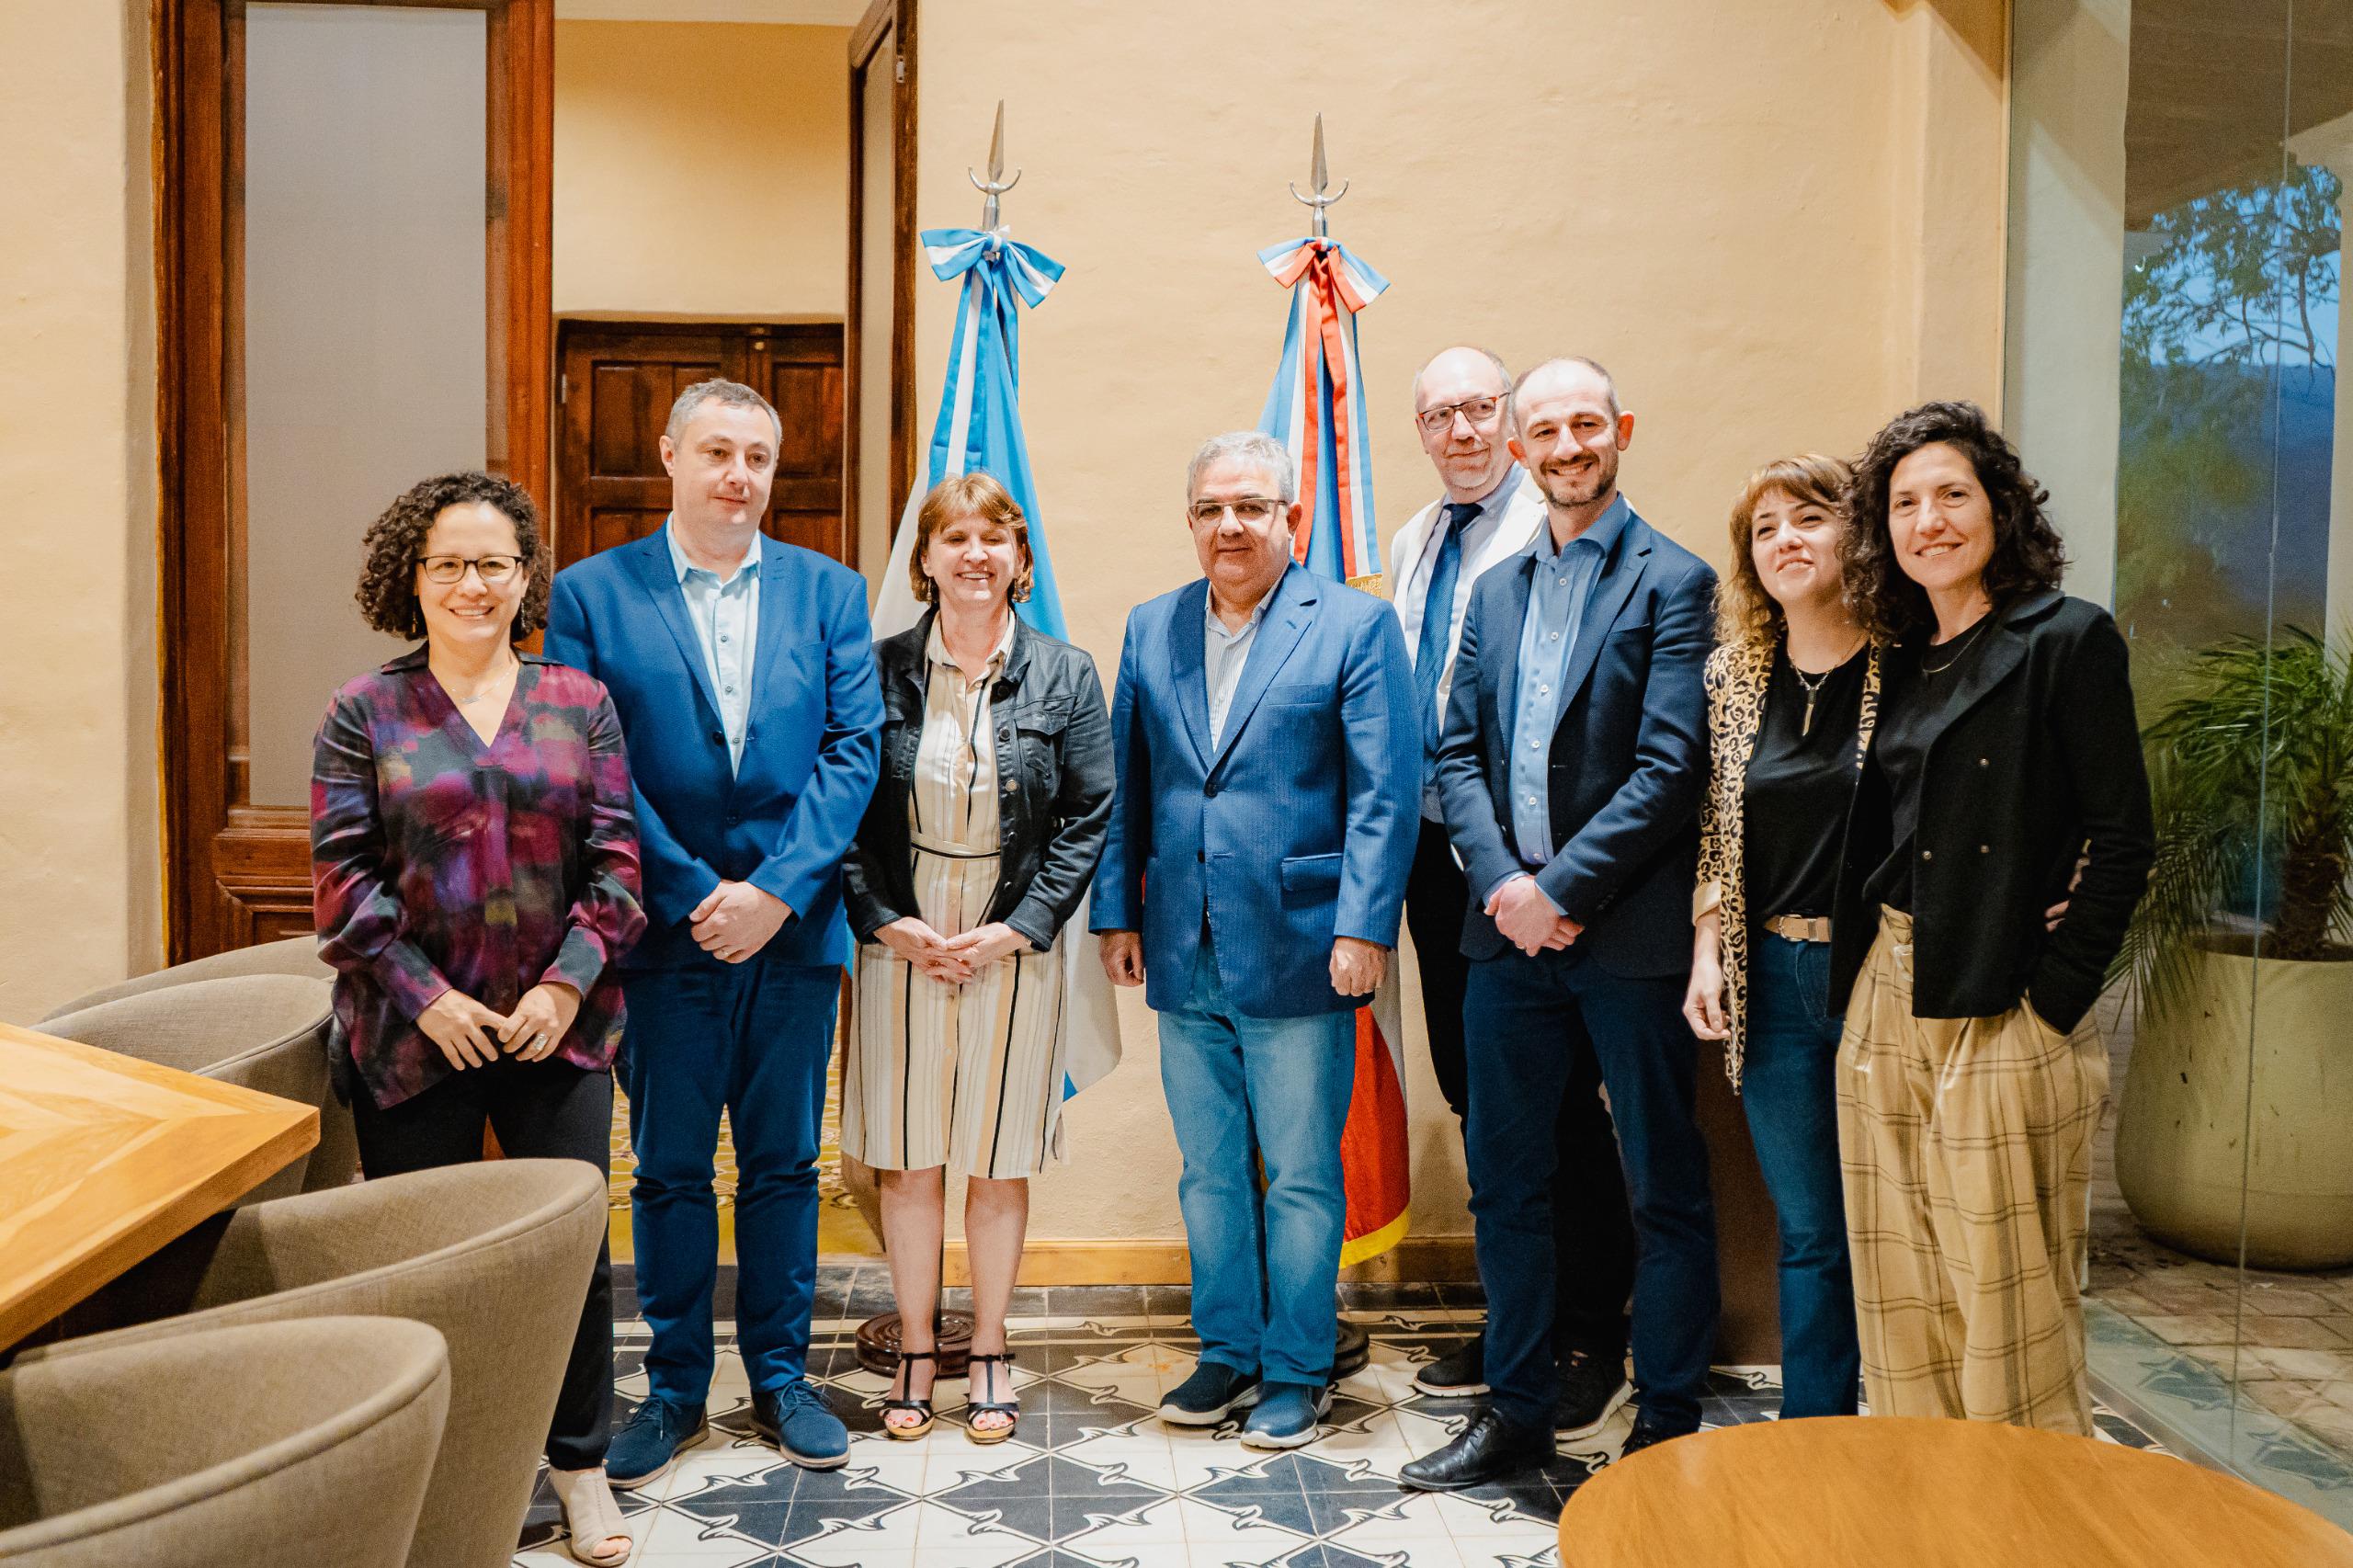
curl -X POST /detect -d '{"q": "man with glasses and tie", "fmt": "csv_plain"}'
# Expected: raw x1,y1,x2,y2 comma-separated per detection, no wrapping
1388,350,1639,1437
1093,430,1418,1451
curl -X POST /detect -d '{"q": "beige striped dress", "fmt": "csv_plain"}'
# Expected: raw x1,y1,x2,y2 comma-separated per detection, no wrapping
845,622,1069,1178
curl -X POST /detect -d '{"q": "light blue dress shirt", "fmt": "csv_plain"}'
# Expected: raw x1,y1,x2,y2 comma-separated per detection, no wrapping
664,517,761,772
1506,494,1631,885
1204,585,1274,748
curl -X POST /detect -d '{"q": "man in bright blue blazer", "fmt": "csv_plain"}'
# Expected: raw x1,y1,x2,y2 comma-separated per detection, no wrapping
1092,431,1418,1450
544,379,882,1484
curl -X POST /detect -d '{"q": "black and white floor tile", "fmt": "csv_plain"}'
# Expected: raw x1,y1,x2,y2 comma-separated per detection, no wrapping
515,1270,2167,1567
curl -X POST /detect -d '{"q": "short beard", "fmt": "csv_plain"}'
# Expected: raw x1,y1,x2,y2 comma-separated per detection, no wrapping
1539,456,1614,509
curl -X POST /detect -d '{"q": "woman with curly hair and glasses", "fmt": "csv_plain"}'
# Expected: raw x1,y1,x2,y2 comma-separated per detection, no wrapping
1684,453,1872,1420
311,471,646,1565
1826,403,2152,1436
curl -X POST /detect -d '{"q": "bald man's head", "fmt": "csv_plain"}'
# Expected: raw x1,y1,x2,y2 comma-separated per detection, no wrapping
1511,357,1621,426
1413,346,1517,503
1507,356,1632,516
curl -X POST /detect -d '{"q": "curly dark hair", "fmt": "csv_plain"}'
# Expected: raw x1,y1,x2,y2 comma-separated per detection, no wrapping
355,471,549,642
1839,401,2067,644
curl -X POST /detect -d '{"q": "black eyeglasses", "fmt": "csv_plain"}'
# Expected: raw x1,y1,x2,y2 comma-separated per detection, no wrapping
416,553,526,585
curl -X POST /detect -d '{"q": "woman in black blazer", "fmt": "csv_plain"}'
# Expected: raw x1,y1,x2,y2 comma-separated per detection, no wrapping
1828,401,2153,1437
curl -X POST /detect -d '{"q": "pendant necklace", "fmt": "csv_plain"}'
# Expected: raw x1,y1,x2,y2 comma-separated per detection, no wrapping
1788,639,1861,737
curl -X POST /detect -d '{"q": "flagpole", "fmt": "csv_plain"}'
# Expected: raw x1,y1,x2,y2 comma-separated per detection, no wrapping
1259,116,1410,1381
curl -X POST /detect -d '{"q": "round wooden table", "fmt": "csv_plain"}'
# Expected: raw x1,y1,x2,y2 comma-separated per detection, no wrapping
1556,1416,2353,1567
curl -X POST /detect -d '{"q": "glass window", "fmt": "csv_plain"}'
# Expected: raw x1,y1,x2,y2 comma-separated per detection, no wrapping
2009,0,2353,1515
243,3,489,807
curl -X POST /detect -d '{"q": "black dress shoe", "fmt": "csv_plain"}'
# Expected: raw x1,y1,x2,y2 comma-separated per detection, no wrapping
1553,1348,1632,1438
1413,1336,1487,1397
1616,1410,1700,1461
1399,1408,1555,1491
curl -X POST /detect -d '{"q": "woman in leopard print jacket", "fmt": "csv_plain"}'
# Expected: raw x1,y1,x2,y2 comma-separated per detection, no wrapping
1683,453,1875,1419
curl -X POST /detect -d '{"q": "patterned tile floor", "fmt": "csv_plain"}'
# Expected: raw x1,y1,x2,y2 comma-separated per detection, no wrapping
514,1270,2169,1568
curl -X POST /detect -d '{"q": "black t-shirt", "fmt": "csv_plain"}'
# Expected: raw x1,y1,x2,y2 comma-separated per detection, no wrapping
1862,621,1997,912
1742,642,1869,921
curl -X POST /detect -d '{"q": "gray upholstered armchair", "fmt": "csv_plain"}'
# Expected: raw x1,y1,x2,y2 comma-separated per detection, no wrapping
0,1315,449,1568
18,1160,609,1568
36,935,333,1022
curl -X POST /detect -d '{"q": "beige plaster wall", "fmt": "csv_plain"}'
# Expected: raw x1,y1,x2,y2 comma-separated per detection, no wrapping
0,0,161,1024
906,0,2011,1245
554,20,849,317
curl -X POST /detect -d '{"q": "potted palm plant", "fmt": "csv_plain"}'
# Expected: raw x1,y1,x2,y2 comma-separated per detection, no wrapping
2113,628,2353,1268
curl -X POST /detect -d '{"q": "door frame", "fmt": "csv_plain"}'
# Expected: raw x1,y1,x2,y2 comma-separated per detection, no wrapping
845,0,919,552
154,0,554,960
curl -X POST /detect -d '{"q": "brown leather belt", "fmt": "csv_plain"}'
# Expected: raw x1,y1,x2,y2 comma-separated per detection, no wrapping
1763,914,1832,944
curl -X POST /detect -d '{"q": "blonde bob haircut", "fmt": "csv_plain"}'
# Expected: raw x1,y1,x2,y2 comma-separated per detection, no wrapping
909,472,1035,605
1715,453,1855,653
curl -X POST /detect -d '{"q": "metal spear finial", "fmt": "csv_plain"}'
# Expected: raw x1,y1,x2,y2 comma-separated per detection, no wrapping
968,99,1021,233
1288,112,1349,240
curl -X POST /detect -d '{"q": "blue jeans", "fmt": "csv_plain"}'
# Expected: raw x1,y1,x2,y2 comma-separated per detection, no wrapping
620,959,837,1406
1156,937,1355,1386
1741,934,1861,1417
1463,947,1719,1430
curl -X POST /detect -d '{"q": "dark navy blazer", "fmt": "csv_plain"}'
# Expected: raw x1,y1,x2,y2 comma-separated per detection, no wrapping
1435,504,1715,978
1090,562,1420,1017
544,531,883,970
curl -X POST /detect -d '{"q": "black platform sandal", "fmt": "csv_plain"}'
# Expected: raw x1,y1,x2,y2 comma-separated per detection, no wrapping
881,1348,936,1440
964,1351,1019,1445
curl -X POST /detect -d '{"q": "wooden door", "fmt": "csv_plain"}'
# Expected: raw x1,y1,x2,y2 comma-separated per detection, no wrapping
158,0,553,961
554,321,847,568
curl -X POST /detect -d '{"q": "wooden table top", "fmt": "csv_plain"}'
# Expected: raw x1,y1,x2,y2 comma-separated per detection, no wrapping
1558,1415,2353,1567
0,1021,316,1346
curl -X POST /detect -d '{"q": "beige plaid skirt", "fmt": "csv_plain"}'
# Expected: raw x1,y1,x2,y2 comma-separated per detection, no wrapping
1836,906,2109,1434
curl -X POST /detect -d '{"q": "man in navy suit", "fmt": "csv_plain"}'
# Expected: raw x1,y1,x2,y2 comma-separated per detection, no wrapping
545,379,882,1486
1403,358,1720,1489
1093,430,1418,1451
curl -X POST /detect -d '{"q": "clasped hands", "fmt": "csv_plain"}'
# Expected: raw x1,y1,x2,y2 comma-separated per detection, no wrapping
415,981,581,1072
877,916,1032,983
690,880,792,963
1487,873,1582,957
1096,932,1390,997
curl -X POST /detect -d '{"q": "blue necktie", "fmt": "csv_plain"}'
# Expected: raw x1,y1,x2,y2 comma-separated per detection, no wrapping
1415,502,1480,754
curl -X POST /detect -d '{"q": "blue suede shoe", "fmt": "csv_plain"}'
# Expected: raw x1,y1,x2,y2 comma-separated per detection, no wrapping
607,1396,708,1489
753,1381,849,1470
1156,1361,1261,1426
1240,1381,1332,1449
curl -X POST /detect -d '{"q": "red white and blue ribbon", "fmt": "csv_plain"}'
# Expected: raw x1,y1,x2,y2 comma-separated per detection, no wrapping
1256,236,1390,585
1255,233,1411,1264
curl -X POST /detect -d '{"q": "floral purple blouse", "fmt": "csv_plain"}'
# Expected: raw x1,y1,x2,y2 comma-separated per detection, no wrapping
311,650,647,1109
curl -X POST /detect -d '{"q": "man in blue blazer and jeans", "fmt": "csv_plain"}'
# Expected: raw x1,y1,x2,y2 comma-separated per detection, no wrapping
546,379,882,1486
1093,430,1419,1451
1404,358,1720,1489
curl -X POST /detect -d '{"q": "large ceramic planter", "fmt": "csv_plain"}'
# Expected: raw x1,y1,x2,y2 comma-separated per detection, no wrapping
2115,938,2353,1269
